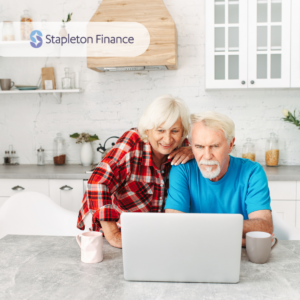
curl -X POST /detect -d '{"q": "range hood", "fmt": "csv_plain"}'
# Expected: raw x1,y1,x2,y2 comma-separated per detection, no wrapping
87,0,178,72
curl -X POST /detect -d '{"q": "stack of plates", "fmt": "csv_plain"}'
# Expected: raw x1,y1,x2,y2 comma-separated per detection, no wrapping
14,85,39,90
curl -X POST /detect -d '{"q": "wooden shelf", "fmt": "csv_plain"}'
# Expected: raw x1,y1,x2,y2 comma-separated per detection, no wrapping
0,89,84,104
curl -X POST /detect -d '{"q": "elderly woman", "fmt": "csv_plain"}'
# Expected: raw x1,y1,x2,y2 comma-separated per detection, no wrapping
77,95,193,248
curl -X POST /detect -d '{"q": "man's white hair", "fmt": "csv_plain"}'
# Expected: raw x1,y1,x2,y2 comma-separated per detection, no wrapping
138,94,190,146
189,111,235,144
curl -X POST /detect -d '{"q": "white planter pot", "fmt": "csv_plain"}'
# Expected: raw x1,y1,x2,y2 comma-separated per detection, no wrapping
80,142,93,166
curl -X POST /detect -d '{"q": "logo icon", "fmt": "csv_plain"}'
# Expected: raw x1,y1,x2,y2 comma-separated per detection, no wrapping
30,30,43,48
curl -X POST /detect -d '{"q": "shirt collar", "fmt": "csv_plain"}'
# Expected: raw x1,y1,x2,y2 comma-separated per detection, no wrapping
142,141,172,167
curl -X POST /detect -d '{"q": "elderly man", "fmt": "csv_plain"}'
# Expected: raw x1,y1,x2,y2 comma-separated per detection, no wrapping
165,111,272,246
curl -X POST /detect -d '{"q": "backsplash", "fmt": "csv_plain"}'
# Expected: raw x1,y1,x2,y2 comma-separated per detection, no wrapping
1,0,300,165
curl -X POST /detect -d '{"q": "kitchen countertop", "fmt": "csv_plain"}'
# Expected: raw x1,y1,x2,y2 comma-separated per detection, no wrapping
0,235,299,300
1,164,300,181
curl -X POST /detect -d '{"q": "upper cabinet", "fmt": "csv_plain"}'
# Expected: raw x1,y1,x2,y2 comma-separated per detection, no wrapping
206,0,292,89
291,0,300,87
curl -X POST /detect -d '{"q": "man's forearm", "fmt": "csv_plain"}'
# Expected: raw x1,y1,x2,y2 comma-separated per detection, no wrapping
100,220,119,238
243,218,273,236
242,218,273,247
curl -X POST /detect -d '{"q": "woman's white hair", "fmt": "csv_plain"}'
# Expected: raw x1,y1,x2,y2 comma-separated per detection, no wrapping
138,95,190,146
190,111,235,144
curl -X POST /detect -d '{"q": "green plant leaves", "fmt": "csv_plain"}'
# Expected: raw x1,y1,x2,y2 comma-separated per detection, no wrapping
89,134,99,142
70,133,80,138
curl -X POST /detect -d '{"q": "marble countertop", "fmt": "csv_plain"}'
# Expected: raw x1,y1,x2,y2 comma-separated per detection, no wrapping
1,164,300,181
0,235,300,300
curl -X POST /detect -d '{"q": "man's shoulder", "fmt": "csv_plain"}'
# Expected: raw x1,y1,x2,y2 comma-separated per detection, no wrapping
231,156,265,178
170,158,199,176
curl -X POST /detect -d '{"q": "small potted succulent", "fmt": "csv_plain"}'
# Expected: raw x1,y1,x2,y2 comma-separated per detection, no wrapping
70,132,99,166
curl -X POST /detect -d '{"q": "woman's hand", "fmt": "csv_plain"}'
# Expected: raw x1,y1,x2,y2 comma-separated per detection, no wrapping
100,220,122,249
168,146,194,165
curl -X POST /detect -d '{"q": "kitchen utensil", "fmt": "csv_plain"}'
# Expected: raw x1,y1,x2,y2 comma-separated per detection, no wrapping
76,232,103,263
37,147,45,165
246,231,278,264
0,79,15,90
265,133,279,166
53,133,66,165
20,10,33,40
242,138,255,161
15,85,39,90
62,67,71,89
96,136,119,158
2,21,15,41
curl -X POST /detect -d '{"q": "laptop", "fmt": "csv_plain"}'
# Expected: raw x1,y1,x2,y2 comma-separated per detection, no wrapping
121,213,243,283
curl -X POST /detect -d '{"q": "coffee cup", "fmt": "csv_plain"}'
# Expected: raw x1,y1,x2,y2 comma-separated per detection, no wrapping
246,231,278,264
76,231,103,263
0,79,15,91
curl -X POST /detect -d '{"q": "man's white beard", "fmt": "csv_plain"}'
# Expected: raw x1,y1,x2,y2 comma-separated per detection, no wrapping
198,159,221,179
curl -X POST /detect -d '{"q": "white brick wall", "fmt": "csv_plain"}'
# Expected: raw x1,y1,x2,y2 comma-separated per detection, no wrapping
1,0,300,165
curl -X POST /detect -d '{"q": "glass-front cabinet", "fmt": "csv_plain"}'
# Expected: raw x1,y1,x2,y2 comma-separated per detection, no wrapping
291,0,300,87
206,0,248,88
206,0,291,89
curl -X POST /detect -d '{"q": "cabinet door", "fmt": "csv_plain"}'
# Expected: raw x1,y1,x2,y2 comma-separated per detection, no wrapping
248,0,291,88
206,0,248,88
271,200,296,227
49,180,84,213
291,0,300,87
0,179,49,197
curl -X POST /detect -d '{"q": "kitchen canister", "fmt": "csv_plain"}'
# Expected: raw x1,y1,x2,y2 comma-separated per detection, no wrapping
265,133,279,167
242,138,255,162
53,133,66,165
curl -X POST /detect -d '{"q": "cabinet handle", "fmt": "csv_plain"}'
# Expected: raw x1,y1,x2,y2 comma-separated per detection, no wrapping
12,185,25,191
241,81,245,85
251,80,255,84
60,185,73,191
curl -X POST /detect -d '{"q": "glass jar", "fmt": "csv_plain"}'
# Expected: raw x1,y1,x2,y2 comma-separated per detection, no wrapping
53,133,66,165
2,21,15,41
10,151,19,164
62,67,71,89
4,151,10,164
37,147,45,166
242,138,255,162
265,133,279,167
20,10,33,40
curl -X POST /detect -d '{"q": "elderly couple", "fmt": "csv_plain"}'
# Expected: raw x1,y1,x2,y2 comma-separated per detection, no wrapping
77,95,272,248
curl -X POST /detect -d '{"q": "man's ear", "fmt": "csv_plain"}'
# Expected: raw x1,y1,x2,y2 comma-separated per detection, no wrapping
229,137,235,153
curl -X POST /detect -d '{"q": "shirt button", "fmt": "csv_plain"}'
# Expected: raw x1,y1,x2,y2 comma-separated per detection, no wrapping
162,170,164,173
160,197,163,200
160,184,164,187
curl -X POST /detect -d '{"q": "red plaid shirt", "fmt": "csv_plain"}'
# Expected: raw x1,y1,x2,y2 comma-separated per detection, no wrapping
77,129,189,231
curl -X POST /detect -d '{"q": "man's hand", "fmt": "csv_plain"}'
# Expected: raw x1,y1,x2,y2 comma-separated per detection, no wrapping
168,146,194,166
100,221,122,249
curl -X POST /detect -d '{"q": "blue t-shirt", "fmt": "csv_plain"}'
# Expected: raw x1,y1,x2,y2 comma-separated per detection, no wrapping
164,156,271,220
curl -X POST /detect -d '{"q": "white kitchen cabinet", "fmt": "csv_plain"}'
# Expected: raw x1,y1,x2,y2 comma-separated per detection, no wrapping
206,0,291,89
49,180,83,213
0,179,49,197
206,0,248,88
291,0,300,87
268,181,296,200
271,200,296,227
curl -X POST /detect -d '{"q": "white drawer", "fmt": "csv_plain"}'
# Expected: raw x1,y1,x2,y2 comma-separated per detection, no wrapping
0,179,49,197
268,181,296,200
271,201,296,227
0,197,9,208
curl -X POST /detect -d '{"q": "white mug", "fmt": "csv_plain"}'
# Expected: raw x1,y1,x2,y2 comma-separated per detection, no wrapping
76,232,103,263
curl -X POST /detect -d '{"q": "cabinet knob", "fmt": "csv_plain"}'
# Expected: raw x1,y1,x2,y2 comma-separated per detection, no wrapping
241,81,245,85
60,185,73,191
12,185,25,191
251,80,255,84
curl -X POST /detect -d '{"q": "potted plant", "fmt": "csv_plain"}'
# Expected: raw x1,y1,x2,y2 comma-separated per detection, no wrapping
70,132,99,166
59,13,73,37
282,109,300,130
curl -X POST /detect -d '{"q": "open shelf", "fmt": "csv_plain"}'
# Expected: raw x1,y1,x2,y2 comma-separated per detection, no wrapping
0,89,84,104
